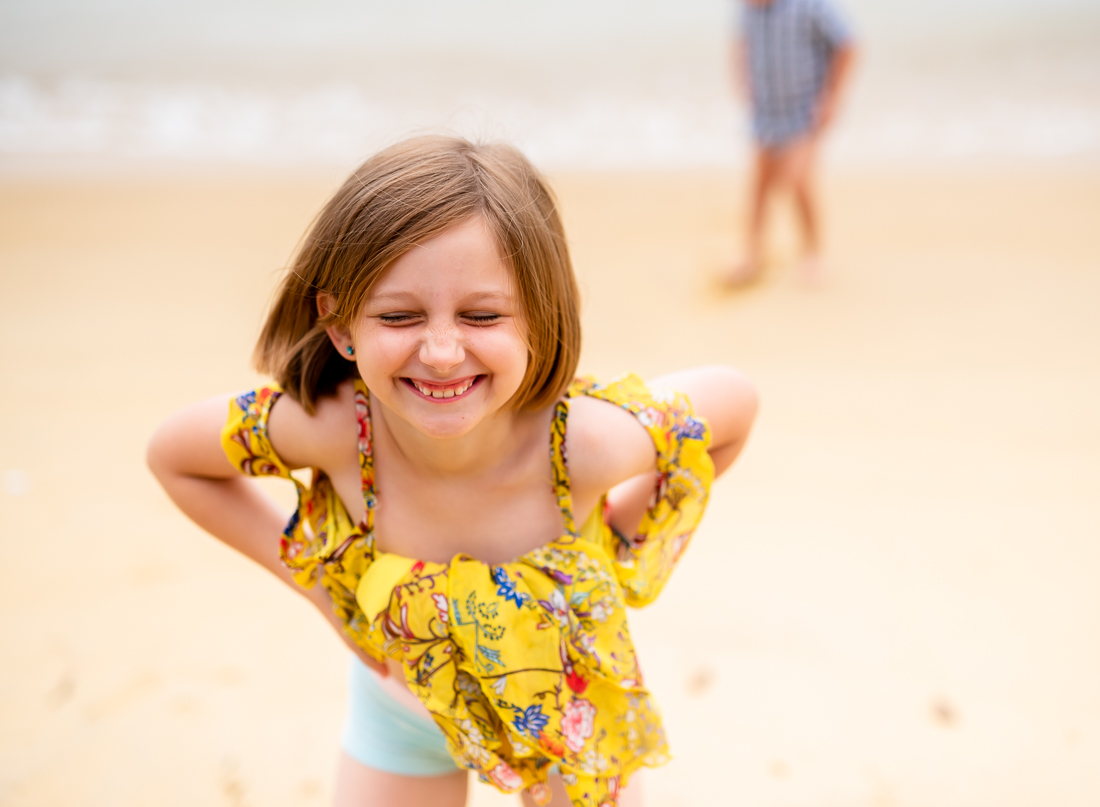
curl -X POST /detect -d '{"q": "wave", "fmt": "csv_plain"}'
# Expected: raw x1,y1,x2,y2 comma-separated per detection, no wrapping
2,42,1098,172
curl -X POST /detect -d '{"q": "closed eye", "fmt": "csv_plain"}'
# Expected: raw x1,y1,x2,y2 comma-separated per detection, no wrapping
377,313,420,325
463,313,502,325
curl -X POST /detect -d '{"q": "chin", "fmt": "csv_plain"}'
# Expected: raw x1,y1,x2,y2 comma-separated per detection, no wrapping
410,411,484,440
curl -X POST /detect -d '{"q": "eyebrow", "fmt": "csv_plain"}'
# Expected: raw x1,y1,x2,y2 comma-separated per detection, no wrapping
367,290,514,306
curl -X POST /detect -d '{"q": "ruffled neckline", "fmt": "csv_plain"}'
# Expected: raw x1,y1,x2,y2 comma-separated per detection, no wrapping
350,377,583,566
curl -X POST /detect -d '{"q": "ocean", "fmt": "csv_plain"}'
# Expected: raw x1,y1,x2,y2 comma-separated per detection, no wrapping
1,0,1098,173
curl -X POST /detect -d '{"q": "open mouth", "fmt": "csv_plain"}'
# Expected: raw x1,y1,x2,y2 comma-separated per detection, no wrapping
403,375,483,401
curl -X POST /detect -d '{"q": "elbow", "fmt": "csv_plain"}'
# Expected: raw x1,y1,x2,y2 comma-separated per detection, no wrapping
145,397,234,488
146,418,185,485
744,378,760,430
709,365,759,463
719,365,760,424
145,425,169,482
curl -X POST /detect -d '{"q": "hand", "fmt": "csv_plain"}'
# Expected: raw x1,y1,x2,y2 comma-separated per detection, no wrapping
306,583,390,677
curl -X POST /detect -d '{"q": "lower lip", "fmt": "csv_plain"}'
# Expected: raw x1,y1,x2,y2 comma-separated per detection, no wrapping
403,375,484,403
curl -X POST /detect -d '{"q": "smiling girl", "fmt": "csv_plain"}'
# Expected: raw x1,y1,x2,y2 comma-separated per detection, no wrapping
147,136,757,807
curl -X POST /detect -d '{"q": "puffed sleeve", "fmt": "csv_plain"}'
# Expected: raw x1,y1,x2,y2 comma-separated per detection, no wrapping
221,386,293,480
221,386,314,585
572,375,715,607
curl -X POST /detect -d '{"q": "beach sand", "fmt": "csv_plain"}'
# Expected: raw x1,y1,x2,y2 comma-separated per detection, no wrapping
1,165,1098,806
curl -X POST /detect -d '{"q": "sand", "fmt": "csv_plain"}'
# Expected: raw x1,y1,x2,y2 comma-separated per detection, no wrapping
0,165,1098,806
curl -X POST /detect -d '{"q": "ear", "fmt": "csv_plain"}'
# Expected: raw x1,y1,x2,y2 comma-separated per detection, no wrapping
317,293,356,361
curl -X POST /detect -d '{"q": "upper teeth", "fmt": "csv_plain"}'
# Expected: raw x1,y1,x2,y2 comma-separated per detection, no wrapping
412,379,474,399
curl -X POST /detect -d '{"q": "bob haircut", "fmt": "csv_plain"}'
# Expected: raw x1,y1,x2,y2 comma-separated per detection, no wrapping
255,135,581,414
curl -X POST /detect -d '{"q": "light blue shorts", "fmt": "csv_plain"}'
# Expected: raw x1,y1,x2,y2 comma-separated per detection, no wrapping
341,657,461,777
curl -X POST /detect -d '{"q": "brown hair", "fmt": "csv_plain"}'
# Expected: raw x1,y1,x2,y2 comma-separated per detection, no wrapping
254,135,581,414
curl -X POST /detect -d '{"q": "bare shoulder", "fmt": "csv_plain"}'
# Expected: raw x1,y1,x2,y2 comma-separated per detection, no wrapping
566,366,758,496
267,379,359,471
564,393,656,498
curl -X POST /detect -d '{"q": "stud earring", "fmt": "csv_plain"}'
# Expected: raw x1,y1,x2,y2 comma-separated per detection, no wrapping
345,346,355,356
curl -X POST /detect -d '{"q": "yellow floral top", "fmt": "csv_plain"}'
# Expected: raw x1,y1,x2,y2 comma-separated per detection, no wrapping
222,375,714,807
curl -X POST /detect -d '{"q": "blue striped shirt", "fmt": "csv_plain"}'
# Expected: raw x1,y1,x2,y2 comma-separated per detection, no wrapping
742,0,853,146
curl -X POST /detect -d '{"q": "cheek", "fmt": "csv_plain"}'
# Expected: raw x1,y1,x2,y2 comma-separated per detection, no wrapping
356,327,415,373
472,326,528,377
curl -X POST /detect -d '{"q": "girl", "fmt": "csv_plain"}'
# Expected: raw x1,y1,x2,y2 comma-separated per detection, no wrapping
147,136,757,807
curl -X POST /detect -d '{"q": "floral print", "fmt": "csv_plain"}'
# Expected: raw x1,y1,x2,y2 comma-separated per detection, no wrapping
492,566,532,609
221,374,713,807
489,762,525,791
561,699,597,753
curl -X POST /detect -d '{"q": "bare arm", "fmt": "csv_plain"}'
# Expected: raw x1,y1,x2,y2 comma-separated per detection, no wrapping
652,365,758,474
815,43,857,133
147,397,293,580
146,394,387,674
606,365,758,536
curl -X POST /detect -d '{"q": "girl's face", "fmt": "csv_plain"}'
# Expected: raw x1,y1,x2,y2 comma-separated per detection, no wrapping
352,216,529,440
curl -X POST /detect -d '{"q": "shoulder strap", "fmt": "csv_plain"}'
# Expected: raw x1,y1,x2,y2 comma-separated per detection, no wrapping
351,379,377,533
549,396,578,537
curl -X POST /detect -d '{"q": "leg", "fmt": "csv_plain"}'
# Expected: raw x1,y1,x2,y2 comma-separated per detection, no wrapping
338,657,468,806
784,136,824,282
744,146,777,275
725,146,780,286
335,751,468,807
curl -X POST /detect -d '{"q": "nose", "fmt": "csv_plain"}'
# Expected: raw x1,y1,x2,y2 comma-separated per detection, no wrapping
419,322,465,373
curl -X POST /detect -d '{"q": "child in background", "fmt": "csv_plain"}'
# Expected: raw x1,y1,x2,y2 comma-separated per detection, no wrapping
726,0,857,286
148,136,757,807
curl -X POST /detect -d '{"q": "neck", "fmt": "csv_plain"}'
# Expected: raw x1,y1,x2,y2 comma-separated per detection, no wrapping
370,393,547,478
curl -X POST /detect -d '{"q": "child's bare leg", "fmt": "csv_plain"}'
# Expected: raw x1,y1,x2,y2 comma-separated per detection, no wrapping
725,146,779,285
785,136,823,281
335,752,468,807
746,147,776,273
519,771,643,806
